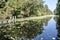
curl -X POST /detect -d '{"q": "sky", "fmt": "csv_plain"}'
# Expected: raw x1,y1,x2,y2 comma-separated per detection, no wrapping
44,0,58,11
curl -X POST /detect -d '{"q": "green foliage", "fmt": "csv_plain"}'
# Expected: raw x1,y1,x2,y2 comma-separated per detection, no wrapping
0,0,5,8
0,0,52,18
54,0,60,15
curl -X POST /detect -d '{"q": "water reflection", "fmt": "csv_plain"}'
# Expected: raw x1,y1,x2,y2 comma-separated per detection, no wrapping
54,17,60,40
0,17,51,40
35,17,57,40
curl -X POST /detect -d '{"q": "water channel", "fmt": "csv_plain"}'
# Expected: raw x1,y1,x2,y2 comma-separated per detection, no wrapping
0,16,60,40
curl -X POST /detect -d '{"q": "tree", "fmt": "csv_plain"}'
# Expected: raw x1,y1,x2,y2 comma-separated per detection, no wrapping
0,0,6,8
0,0,52,18
54,0,60,15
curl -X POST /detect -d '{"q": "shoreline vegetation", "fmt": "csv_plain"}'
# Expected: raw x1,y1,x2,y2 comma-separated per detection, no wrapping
0,15,58,25
16,15,56,21
0,0,52,19
54,0,60,16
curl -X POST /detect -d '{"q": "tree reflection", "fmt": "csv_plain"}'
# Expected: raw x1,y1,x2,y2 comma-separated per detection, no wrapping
54,17,60,40
0,17,51,40
0,31,12,40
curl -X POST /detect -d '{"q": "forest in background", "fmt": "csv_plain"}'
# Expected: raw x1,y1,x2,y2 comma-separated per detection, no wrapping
54,0,60,15
0,0,52,19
